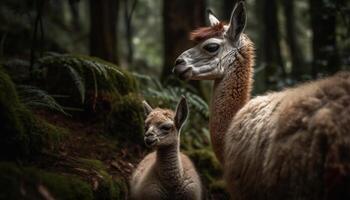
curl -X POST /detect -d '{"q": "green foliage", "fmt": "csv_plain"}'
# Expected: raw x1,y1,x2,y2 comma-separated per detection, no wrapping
0,162,93,200
133,73,209,118
107,93,144,145
186,148,229,199
38,53,125,104
0,66,26,159
0,67,67,159
17,84,68,115
133,73,210,149
77,158,127,199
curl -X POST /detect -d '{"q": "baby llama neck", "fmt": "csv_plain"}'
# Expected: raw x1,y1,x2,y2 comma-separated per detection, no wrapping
155,142,183,188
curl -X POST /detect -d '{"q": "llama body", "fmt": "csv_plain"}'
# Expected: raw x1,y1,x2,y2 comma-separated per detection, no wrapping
173,1,350,199
224,72,350,199
131,151,201,199
130,97,202,200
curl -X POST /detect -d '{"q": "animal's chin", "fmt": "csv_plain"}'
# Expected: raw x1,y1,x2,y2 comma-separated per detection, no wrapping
144,137,158,148
173,65,193,80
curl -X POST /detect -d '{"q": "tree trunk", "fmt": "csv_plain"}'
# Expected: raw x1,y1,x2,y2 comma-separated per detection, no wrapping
162,0,206,97
123,0,138,65
69,0,81,31
283,0,305,80
310,0,339,77
89,0,119,64
262,0,285,85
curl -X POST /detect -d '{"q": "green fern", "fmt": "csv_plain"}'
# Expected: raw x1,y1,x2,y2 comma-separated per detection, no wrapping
38,53,124,104
133,72,210,149
63,63,85,103
17,85,69,115
133,72,209,118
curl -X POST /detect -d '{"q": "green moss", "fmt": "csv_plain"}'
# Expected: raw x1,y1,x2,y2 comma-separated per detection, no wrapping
0,68,27,158
106,93,144,144
186,148,230,197
0,67,67,159
209,179,230,199
77,158,127,199
186,148,221,183
0,162,93,200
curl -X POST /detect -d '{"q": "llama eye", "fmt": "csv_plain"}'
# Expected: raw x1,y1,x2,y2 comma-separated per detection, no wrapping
203,43,220,53
160,124,172,131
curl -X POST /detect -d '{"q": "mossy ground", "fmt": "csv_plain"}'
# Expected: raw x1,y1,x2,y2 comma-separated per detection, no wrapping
0,162,93,200
0,68,67,159
0,66,141,199
0,60,226,199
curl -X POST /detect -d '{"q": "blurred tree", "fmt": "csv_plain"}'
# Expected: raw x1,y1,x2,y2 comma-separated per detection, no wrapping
283,0,305,80
68,0,81,31
123,0,138,65
162,0,206,97
310,0,339,76
262,0,285,85
222,0,236,20
30,0,45,72
89,0,119,64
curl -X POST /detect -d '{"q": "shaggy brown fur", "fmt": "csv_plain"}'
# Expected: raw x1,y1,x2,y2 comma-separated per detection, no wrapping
190,22,225,43
224,72,350,199
144,108,174,126
176,3,350,198
210,34,255,163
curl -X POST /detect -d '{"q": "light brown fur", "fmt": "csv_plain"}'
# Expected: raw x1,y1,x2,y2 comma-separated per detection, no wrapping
174,2,350,198
224,72,350,199
210,34,255,163
130,106,202,200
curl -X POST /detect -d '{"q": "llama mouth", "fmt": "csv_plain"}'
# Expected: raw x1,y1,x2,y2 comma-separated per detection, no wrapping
173,66,193,80
144,137,158,147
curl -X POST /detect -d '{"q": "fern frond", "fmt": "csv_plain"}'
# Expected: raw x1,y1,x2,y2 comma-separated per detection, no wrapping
17,85,69,116
133,72,209,118
38,53,125,104
63,64,85,103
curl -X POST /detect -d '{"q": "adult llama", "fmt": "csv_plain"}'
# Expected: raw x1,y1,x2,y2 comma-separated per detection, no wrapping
173,1,350,199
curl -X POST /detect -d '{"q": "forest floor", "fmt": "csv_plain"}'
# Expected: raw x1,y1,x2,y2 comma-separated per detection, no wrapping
31,110,146,198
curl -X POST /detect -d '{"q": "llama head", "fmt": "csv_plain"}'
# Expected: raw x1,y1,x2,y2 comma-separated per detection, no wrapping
173,1,247,80
142,96,188,148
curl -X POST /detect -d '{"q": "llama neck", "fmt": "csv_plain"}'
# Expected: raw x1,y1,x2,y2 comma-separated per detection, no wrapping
155,142,183,187
210,42,254,164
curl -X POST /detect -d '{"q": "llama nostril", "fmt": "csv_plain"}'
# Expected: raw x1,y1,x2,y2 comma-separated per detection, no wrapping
175,58,185,66
145,131,153,137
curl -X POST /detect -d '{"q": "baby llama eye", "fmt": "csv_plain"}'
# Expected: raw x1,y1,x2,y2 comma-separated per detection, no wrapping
203,43,220,53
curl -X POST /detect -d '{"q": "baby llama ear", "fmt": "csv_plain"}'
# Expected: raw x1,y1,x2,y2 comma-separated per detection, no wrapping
142,100,153,117
174,95,189,130
207,9,220,27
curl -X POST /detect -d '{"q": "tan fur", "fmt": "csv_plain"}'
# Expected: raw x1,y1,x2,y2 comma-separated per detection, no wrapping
175,5,350,198
224,72,350,199
144,108,174,128
210,34,255,163
130,108,202,200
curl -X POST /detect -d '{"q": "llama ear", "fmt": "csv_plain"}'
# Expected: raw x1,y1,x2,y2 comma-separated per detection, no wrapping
207,9,220,27
227,1,247,44
143,101,153,117
174,95,189,130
